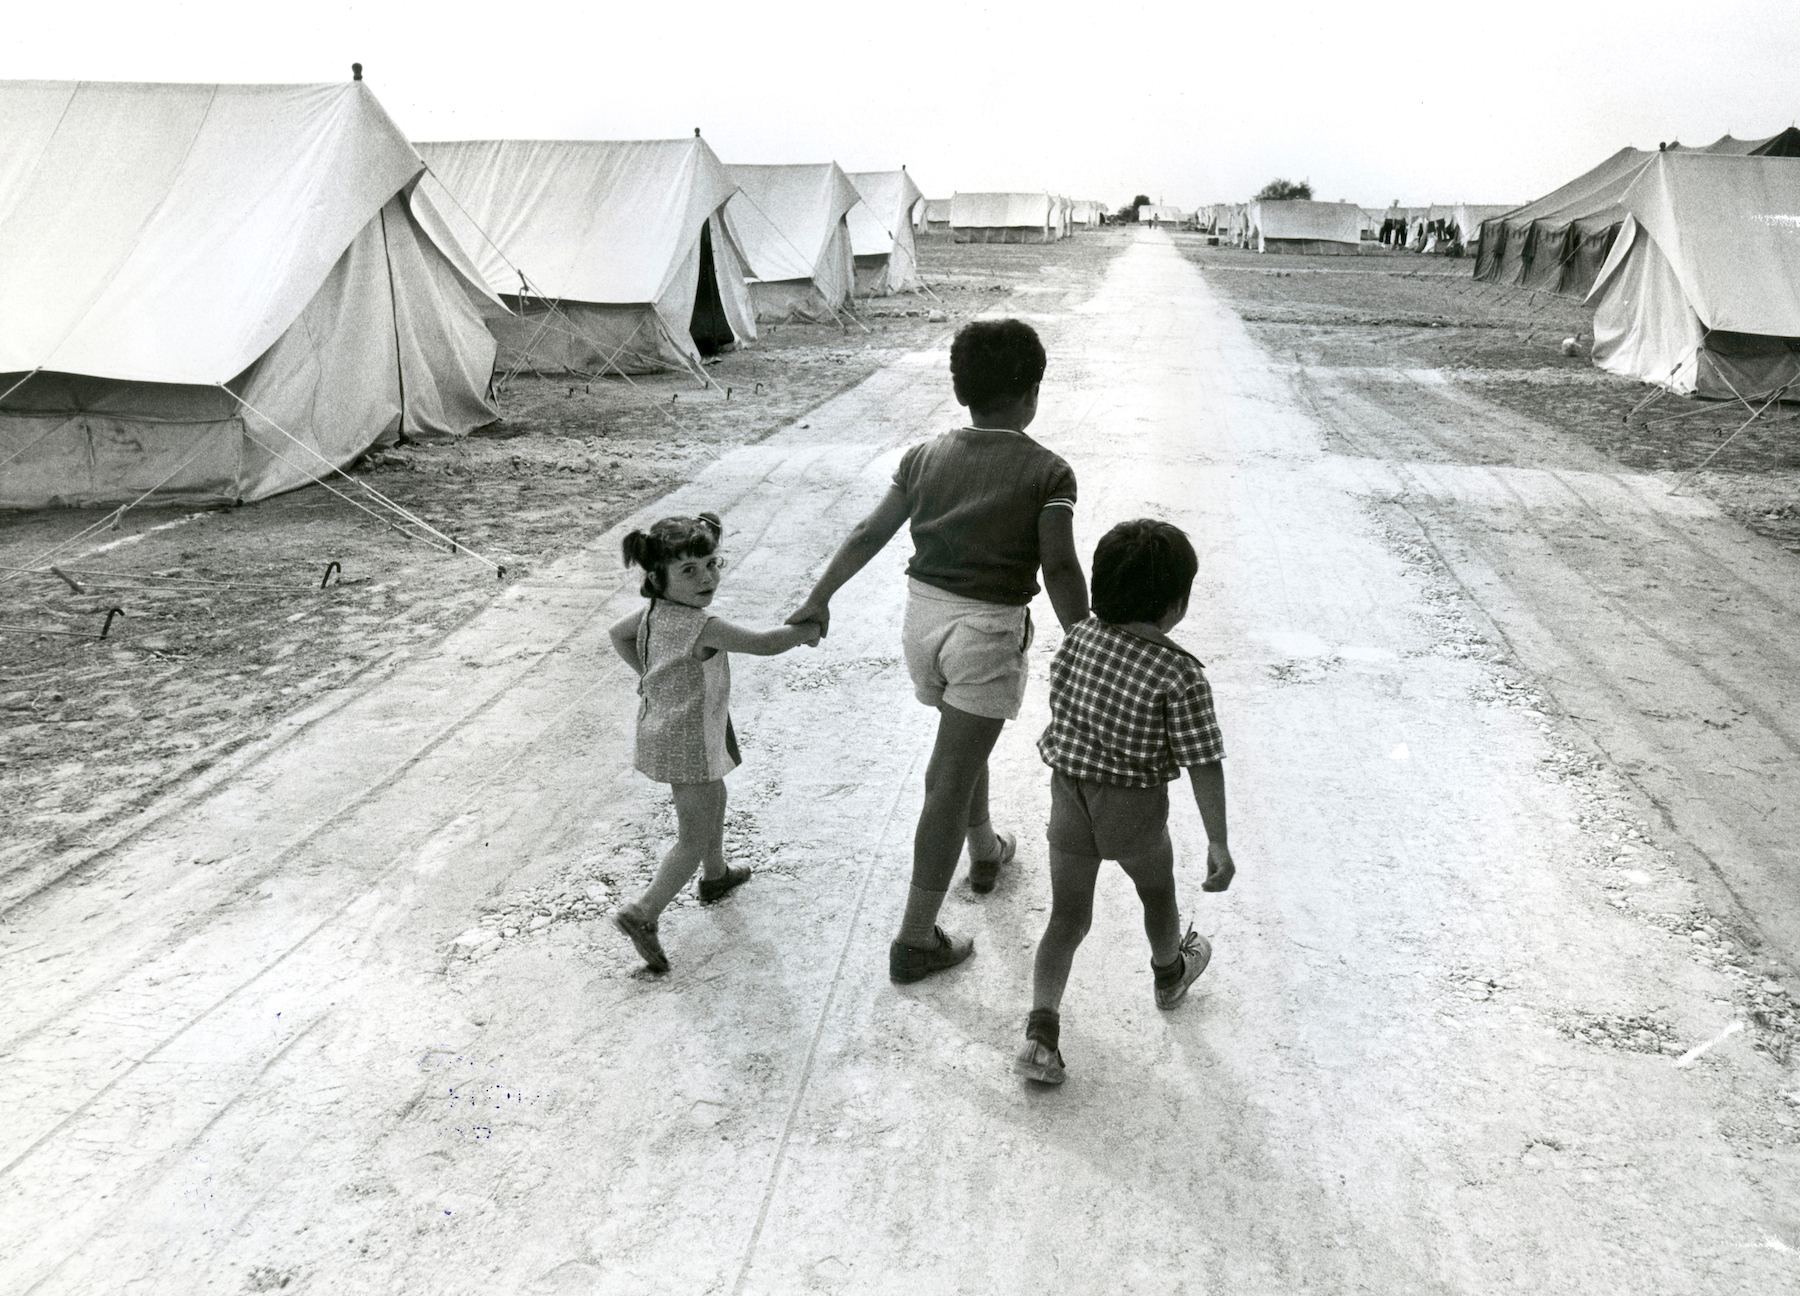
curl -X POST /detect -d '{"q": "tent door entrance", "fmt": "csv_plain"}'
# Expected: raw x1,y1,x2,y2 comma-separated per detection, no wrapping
689,221,734,356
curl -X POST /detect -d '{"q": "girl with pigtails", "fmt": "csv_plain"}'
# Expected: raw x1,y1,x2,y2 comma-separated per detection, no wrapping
607,512,822,972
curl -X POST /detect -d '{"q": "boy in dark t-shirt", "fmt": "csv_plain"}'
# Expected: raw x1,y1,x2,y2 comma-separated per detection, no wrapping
787,320,1089,983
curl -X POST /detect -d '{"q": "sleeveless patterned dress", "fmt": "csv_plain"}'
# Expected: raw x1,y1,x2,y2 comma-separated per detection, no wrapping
633,598,741,784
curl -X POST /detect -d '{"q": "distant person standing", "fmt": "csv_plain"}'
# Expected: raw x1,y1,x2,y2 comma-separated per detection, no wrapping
786,320,1089,984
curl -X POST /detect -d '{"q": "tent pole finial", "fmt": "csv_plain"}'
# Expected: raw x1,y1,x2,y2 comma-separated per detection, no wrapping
694,127,701,138
352,63,363,81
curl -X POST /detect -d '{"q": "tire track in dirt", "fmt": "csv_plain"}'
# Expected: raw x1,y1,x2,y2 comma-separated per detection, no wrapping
1392,504,1775,929
1289,362,1609,470
1291,362,1800,963
1478,469,1800,753
1536,466,1800,655
1407,497,1798,950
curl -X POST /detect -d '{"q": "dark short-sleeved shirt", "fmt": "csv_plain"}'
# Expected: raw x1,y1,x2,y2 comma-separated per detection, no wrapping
1037,617,1225,787
891,426,1077,606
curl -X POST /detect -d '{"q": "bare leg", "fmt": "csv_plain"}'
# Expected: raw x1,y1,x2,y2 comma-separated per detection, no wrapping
896,704,1005,945
628,779,728,920
1116,830,1181,965
1030,846,1102,1012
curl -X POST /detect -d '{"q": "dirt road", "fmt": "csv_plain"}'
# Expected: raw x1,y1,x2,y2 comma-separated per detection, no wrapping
3,229,1798,1293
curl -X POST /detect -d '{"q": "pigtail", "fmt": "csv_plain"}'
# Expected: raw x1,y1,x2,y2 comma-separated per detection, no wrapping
621,529,653,572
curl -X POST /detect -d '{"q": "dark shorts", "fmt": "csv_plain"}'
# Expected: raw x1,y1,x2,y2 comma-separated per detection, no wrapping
1046,770,1170,861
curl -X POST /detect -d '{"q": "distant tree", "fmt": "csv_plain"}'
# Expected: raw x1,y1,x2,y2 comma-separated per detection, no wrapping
1255,178,1313,201
1115,193,1152,223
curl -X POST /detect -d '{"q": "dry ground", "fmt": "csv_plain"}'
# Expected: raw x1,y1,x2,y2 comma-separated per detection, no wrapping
0,234,1118,902
5,228,1799,1295
5,228,1800,1295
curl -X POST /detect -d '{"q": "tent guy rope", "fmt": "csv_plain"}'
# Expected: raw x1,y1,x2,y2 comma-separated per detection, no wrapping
492,287,698,435
0,428,226,589
1668,381,1793,496
217,386,508,575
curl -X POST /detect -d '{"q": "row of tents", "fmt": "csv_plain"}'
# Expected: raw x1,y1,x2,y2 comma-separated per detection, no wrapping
1366,204,1515,252
1283,127,1800,400
915,193,1107,242
0,78,942,509
1473,129,1800,296
25,76,1780,512
1497,137,1800,401
417,144,923,378
1193,128,1800,402
1194,201,1515,255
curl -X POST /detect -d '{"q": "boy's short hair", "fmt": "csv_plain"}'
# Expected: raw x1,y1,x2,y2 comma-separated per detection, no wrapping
1090,519,1198,625
950,319,1047,410
621,512,722,597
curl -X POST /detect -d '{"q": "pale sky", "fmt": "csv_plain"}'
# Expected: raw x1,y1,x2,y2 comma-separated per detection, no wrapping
5,0,1797,211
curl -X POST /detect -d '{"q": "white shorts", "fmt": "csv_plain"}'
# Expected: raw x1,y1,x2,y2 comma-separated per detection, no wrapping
902,578,1034,721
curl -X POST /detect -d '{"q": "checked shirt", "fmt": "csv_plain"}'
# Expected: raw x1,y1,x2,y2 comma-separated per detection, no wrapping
1037,617,1224,787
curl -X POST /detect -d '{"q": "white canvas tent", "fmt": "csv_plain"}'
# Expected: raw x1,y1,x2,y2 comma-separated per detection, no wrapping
1071,200,1104,227
847,169,926,296
416,138,755,377
922,198,952,232
1249,200,1363,254
1137,204,1185,227
727,164,861,323
1450,203,1517,249
952,192,1054,243
0,79,501,510
1589,152,1800,399
1214,203,1250,244
1414,204,1458,251
1475,132,1800,296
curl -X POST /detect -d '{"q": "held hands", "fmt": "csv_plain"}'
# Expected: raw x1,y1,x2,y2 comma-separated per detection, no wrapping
792,619,823,648
785,596,830,640
1202,841,1235,892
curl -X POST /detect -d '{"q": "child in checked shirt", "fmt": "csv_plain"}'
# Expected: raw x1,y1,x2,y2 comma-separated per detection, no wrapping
1016,519,1237,1086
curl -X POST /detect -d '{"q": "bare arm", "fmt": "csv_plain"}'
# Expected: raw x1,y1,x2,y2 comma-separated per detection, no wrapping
608,608,645,676
1037,506,1089,631
698,617,822,656
1186,760,1235,891
785,484,911,637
